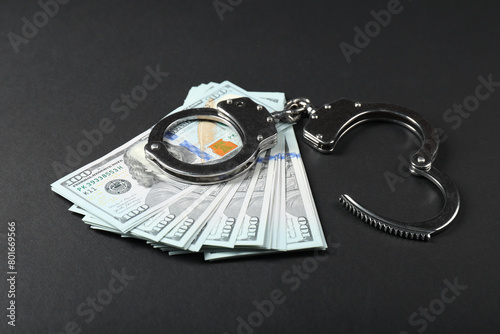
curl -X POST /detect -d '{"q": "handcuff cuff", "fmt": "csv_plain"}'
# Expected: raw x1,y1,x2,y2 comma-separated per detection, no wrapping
145,97,460,241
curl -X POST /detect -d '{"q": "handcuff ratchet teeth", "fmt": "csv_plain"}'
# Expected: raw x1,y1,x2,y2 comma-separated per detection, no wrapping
146,97,460,241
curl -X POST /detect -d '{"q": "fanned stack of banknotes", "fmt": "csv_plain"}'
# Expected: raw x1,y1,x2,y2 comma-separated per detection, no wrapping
51,81,327,260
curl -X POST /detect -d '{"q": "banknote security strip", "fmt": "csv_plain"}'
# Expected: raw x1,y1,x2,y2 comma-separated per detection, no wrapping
51,82,459,261
146,92,460,241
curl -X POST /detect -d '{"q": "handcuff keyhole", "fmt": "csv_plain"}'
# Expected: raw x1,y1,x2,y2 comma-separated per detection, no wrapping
236,101,246,108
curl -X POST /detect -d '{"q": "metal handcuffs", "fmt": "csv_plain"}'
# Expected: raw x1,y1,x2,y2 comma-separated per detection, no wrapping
145,97,460,241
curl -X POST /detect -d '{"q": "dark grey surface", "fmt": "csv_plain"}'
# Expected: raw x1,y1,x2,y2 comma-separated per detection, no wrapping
1,0,499,333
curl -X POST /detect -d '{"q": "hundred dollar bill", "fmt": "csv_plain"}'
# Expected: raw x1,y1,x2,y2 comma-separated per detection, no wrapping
283,127,327,251
182,173,248,252
271,139,286,251
177,187,240,252
73,185,213,244
69,205,127,232
78,183,209,242
89,225,121,233
183,125,327,256
159,182,232,249
51,81,280,233
181,82,284,114
183,82,218,105
249,92,285,112
82,216,119,231
203,128,327,260
69,204,88,216
51,131,197,232
73,202,183,240
183,82,285,110
233,144,278,248
249,91,285,106
183,85,285,114
69,176,209,244
55,84,326,261
264,133,286,250
132,185,210,242
159,93,286,252
67,88,285,237
203,250,275,261
230,123,291,250
201,170,255,248
143,87,287,242
82,218,120,233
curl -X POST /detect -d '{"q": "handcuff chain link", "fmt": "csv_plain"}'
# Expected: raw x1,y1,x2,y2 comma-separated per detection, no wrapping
270,97,316,123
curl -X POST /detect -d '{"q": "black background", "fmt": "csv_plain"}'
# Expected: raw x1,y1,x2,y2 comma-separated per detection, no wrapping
1,0,499,333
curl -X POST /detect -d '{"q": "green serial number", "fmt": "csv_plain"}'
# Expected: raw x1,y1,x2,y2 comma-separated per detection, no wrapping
77,166,123,192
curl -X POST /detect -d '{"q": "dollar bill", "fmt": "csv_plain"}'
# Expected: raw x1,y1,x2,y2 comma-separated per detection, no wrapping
133,185,211,242
201,169,256,248
180,169,254,252
203,127,328,259
54,82,326,260
51,81,280,233
203,250,275,261
272,139,286,251
51,131,196,232
233,145,277,248
159,182,232,249
283,127,327,251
